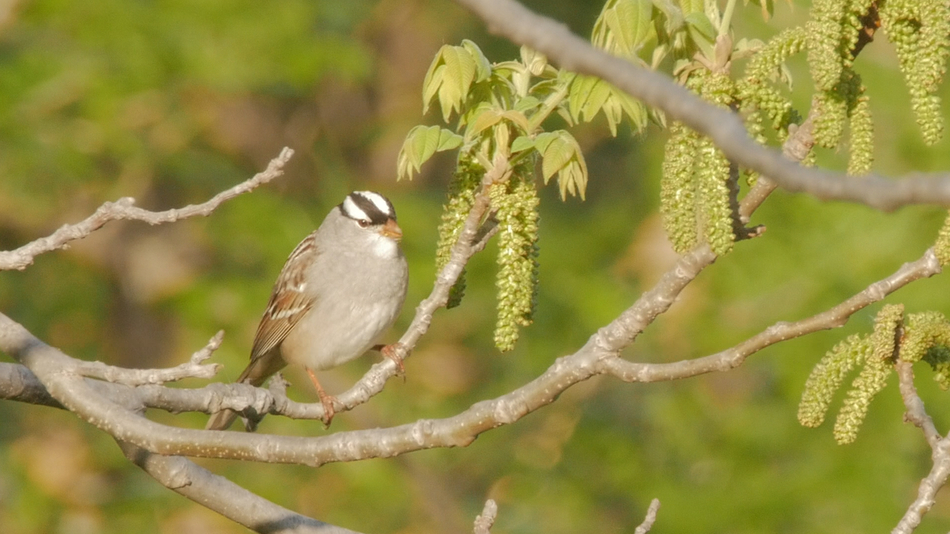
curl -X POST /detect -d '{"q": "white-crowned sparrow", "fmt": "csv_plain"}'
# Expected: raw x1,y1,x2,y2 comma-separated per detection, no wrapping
206,191,409,430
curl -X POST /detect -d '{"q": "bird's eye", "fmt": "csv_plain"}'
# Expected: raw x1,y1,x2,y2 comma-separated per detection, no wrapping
357,219,371,228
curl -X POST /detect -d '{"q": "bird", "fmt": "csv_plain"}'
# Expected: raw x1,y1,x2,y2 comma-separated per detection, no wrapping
206,191,409,430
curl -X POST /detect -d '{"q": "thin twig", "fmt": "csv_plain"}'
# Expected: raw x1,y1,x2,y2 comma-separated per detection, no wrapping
74,331,224,385
473,499,498,534
0,148,294,271
634,499,661,534
892,361,950,534
896,361,940,449
603,249,942,382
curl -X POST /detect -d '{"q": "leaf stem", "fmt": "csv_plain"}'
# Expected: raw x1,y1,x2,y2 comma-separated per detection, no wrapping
718,0,737,37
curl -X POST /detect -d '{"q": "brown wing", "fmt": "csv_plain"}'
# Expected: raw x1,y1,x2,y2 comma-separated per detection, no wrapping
245,234,318,371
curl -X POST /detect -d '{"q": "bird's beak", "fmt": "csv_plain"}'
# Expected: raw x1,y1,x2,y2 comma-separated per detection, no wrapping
380,218,403,242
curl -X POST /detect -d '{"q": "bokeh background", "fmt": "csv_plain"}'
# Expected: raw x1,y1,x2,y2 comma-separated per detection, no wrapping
2,1,950,533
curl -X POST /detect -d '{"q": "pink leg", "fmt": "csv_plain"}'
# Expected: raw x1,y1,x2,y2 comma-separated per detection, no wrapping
306,368,336,426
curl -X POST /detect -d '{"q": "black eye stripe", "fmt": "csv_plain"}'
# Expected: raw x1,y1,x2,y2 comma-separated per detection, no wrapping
340,192,396,225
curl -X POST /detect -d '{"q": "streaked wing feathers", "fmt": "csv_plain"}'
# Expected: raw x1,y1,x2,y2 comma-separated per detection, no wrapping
247,234,318,365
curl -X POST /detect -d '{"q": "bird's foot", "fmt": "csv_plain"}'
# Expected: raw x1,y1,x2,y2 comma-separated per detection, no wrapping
375,342,407,380
306,368,336,427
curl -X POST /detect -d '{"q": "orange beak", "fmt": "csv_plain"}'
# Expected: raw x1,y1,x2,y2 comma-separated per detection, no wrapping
380,218,403,242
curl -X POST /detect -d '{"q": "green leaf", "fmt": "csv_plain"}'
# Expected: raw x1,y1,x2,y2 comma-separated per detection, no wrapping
514,95,542,114
568,75,600,123
616,91,648,132
603,0,653,56
426,44,481,122
541,132,576,181
465,108,503,141
422,63,446,114
438,129,463,151
511,135,535,153
412,125,441,169
602,93,623,136
561,160,589,200
397,125,463,180
397,126,425,180
500,109,531,133
533,131,557,155
679,0,703,15
461,39,492,82
684,12,717,59
437,48,464,121
535,131,588,199
581,79,612,122
684,12,716,41
397,150,411,181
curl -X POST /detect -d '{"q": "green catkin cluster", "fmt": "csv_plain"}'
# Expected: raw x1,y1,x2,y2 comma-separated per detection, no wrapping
879,0,950,145
847,91,874,175
490,173,540,352
807,0,850,92
800,306,950,443
738,27,809,187
798,334,870,428
807,0,876,88
803,0,884,170
435,160,481,308
935,211,950,266
901,312,950,389
833,304,903,444
695,136,734,256
813,71,864,149
659,72,736,255
660,122,700,252
900,312,950,362
694,72,736,256
738,27,807,142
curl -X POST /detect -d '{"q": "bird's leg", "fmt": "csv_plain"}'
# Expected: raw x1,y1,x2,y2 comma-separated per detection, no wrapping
372,342,407,378
305,368,336,427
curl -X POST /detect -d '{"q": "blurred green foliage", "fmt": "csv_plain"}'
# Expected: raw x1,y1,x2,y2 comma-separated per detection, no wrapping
2,1,950,534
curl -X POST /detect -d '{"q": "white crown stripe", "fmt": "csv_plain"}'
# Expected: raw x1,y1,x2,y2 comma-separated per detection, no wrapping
355,191,394,218
342,196,370,222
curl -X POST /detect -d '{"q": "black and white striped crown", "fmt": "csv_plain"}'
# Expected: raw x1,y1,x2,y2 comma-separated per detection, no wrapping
340,191,397,226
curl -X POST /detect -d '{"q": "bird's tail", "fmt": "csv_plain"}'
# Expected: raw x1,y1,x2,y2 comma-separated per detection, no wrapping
205,351,285,431
205,408,240,431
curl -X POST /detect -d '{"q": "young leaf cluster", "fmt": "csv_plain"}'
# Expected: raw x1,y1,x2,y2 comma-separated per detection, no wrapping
397,33,660,351
798,305,950,444
393,43,552,351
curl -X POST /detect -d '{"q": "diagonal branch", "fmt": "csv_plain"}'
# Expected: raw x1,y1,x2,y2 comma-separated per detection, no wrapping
74,331,223,385
0,147,295,271
453,0,950,211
